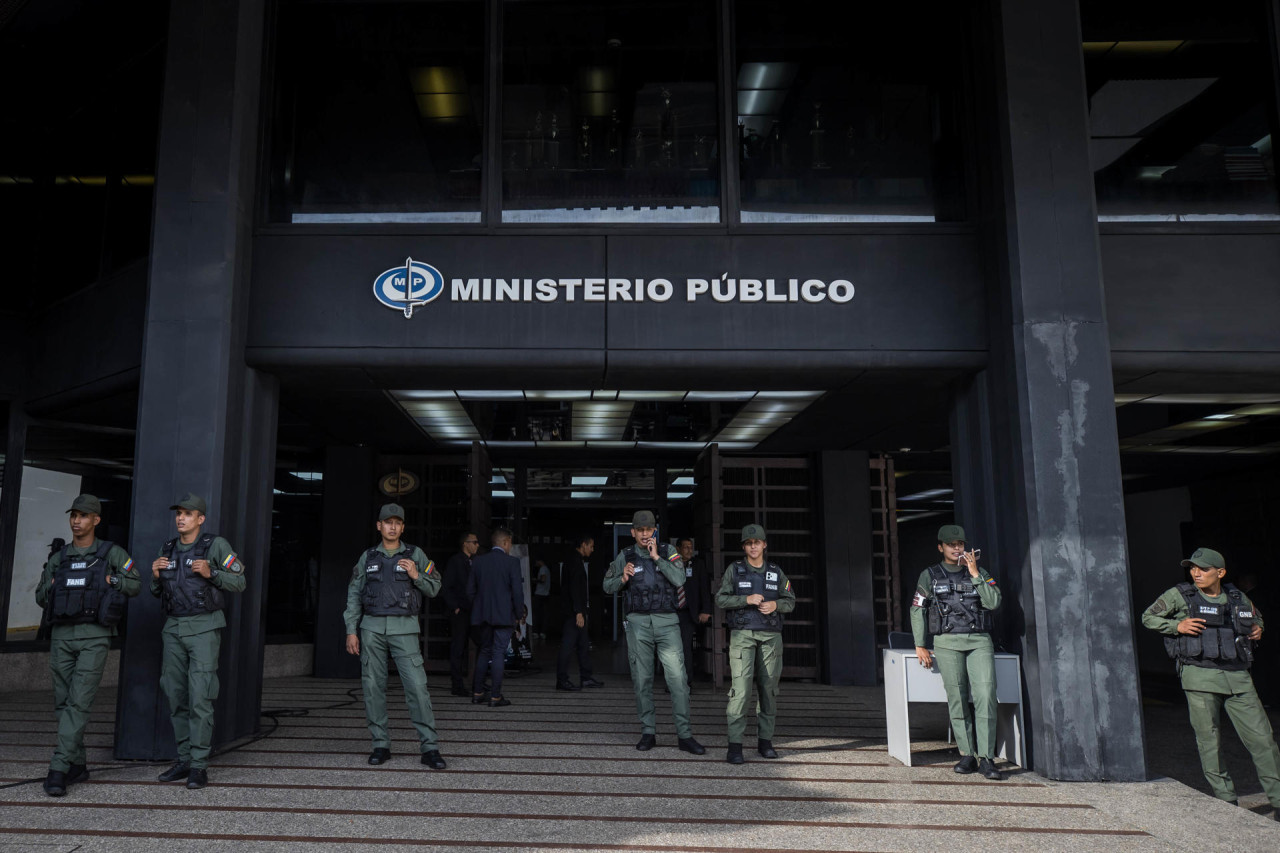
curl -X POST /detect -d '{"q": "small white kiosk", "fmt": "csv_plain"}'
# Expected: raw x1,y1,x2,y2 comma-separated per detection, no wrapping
882,648,1027,768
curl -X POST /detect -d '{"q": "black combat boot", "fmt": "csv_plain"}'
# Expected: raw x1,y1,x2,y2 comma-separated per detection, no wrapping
42,770,66,797
368,748,392,765
636,733,656,751
977,758,1003,780
953,755,978,774
421,750,447,770
726,743,745,765
186,768,208,789
65,764,89,786
157,760,190,782
678,737,705,755
757,739,778,759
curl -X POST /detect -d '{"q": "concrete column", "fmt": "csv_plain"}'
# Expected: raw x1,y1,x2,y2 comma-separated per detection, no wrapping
115,0,273,760
0,404,27,639
819,451,875,685
954,0,1146,780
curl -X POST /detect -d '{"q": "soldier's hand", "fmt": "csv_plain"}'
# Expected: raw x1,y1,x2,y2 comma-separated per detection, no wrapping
645,539,660,560
151,557,168,578
698,612,711,624
454,607,461,615
623,563,636,581
1177,617,1207,636
191,559,212,578
576,613,585,629
961,550,980,577
345,634,360,655
745,593,764,606
758,600,777,614
1250,624,1263,641
400,559,419,580
916,647,934,668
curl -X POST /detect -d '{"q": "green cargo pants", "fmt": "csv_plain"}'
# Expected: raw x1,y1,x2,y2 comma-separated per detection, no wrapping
48,636,110,772
1186,683,1280,808
625,612,692,738
361,630,438,752
160,628,221,769
934,637,997,760
726,629,783,743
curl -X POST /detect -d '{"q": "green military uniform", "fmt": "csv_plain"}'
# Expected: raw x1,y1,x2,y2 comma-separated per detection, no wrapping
715,549,796,746
35,538,140,774
343,543,442,753
603,535,693,739
909,529,1001,763
152,533,245,770
1141,559,1280,808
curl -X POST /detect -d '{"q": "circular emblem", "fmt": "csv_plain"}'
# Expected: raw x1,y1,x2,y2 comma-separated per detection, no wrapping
373,258,444,315
378,470,420,497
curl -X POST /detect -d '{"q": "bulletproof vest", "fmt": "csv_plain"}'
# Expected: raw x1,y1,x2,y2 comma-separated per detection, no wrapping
1164,583,1256,672
158,533,226,617
49,540,126,627
621,545,678,615
360,545,422,617
926,564,994,635
726,561,784,633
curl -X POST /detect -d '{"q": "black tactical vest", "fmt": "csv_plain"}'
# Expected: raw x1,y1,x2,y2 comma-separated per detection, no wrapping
50,540,126,627
727,561,784,632
158,533,226,617
1164,583,1256,671
360,545,423,617
620,545,678,615
926,564,994,635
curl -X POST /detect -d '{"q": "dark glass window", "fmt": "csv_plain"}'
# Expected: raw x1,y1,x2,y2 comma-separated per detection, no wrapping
502,0,720,223
267,1,486,224
734,1,966,223
1082,1,1279,221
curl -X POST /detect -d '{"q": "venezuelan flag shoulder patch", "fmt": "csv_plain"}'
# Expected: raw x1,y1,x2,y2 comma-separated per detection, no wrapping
222,554,237,570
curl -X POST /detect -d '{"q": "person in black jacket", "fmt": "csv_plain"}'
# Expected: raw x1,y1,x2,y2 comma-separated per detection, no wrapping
556,535,605,691
675,537,713,681
442,531,480,696
467,529,525,707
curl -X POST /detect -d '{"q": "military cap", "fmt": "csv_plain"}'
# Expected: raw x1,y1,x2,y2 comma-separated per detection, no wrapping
170,493,207,514
1181,547,1225,569
937,524,966,543
67,494,102,515
631,510,656,527
379,503,406,522
741,523,768,542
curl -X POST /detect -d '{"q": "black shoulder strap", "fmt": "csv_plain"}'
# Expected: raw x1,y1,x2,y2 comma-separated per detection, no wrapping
93,539,114,559
1175,582,1199,607
57,543,73,571
162,538,177,557
366,547,382,562
927,563,947,582
624,545,639,562
194,533,216,559
766,561,781,573
733,560,748,576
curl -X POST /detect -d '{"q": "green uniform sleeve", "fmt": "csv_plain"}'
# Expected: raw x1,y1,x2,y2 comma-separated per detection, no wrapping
909,569,931,647
602,551,628,594
774,568,796,615
656,545,685,588
107,544,142,598
343,562,366,634
715,565,747,610
34,555,57,609
1141,587,1188,635
412,548,441,598
1244,591,1265,633
974,568,1001,611
207,537,246,594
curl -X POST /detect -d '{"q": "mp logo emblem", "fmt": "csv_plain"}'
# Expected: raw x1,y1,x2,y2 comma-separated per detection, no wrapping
373,257,444,318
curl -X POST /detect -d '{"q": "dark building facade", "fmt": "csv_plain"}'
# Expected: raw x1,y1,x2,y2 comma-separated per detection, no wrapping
3,0,1280,784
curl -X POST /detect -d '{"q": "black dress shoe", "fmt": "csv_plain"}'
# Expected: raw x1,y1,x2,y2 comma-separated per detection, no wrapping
65,763,90,785
186,768,208,789
555,680,581,691
421,750,447,770
368,748,392,765
978,758,1003,780
43,770,66,797
581,677,605,688
636,734,656,751
953,755,978,774
489,697,511,707
471,692,491,704
726,743,745,765
678,737,706,755
157,760,190,782
450,686,470,697
757,739,778,759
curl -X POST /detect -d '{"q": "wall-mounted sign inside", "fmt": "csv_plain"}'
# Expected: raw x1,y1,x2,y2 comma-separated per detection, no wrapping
374,257,854,317
378,469,420,497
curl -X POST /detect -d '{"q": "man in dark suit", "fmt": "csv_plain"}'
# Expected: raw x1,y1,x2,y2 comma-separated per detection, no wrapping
676,537,714,682
556,535,605,691
442,531,480,697
467,528,525,707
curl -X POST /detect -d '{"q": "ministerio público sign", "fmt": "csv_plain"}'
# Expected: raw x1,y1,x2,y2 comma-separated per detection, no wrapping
373,257,854,319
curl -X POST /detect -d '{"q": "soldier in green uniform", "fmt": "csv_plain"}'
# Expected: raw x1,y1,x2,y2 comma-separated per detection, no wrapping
1141,547,1280,817
603,510,705,755
909,524,1003,780
150,493,246,790
35,494,140,796
343,503,447,770
715,523,795,765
